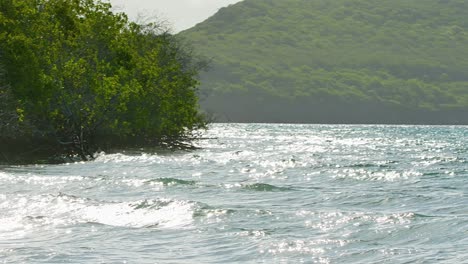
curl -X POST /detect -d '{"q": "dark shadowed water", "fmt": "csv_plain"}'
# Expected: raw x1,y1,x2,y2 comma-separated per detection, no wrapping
1,123,468,263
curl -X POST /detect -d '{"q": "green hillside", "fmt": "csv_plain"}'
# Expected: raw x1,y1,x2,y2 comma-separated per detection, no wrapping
182,0,468,123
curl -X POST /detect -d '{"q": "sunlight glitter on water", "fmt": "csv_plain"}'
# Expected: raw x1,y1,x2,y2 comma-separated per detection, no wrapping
332,168,423,182
1,124,468,263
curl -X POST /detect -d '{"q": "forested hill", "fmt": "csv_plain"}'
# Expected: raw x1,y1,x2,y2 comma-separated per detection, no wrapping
182,0,468,124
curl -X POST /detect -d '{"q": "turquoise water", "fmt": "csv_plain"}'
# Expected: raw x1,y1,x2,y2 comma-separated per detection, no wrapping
1,123,468,263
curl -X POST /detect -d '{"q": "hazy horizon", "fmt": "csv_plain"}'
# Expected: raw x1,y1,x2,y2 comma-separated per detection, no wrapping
109,0,243,32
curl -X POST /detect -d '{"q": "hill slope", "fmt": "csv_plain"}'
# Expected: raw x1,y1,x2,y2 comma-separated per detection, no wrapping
182,0,468,123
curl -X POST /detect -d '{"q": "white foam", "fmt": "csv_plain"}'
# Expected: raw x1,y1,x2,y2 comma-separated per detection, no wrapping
0,193,196,241
93,153,163,164
80,199,195,228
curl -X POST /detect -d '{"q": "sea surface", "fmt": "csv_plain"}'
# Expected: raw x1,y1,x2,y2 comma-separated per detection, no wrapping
1,123,468,263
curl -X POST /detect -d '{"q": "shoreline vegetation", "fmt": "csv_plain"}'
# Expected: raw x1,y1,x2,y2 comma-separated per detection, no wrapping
0,0,208,164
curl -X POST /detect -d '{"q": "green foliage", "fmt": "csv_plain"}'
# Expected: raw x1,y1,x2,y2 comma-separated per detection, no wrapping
0,0,206,162
182,0,468,122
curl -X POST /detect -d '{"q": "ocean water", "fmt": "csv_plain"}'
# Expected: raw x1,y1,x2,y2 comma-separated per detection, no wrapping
1,123,467,263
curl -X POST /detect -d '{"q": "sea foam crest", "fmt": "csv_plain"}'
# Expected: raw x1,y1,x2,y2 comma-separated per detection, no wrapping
80,199,196,228
93,152,163,164
0,193,196,239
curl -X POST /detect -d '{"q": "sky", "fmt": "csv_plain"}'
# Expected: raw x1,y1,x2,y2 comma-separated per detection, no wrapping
109,0,244,32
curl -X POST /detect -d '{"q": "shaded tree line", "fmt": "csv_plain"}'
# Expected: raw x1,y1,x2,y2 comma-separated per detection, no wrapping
0,0,207,163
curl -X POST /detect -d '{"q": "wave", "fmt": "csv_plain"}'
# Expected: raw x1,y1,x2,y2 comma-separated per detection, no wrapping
347,161,396,169
0,193,198,238
145,177,197,186
241,183,293,192
80,198,196,228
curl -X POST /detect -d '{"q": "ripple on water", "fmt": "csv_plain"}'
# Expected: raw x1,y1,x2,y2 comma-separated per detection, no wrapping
332,168,422,182
220,182,293,192
144,177,197,186
241,183,293,192
0,171,85,186
296,210,415,233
